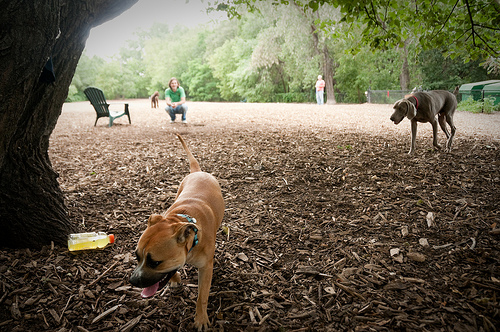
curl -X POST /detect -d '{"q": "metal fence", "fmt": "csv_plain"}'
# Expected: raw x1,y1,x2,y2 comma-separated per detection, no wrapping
269,89,463,104
365,89,462,104
366,90,413,104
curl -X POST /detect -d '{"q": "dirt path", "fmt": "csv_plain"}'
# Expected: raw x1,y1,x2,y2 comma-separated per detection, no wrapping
1,100,499,331
59,99,500,139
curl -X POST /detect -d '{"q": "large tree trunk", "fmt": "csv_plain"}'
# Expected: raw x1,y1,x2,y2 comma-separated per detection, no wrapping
323,44,336,105
0,0,137,248
399,39,411,90
311,22,336,104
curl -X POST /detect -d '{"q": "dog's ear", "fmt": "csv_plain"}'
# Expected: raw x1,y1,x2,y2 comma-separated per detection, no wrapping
147,214,164,227
406,100,417,120
176,224,198,244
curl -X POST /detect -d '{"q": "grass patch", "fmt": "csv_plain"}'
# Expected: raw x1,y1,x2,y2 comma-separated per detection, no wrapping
458,97,500,114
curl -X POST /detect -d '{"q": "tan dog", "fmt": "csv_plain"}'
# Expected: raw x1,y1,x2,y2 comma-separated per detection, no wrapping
130,134,224,330
151,91,159,108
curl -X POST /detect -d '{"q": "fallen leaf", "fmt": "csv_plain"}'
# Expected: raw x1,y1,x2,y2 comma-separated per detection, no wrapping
407,252,426,262
426,212,435,227
323,287,335,295
236,252,249,262
419,238,429,247
489,228,500,235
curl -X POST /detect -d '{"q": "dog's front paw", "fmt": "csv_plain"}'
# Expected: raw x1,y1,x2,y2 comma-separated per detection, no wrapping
194,312,210,331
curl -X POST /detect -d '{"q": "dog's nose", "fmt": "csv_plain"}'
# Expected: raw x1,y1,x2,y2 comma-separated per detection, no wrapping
129,275,137,285
129,270,141,286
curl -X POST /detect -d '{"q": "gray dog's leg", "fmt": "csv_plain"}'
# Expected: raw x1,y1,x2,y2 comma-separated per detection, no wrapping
444,114,456,152
438,113,451,139
409,120,418,154
430,117,442,151
438,112,456,152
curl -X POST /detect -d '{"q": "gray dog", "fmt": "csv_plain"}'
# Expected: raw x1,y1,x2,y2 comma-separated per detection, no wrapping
390,90,457,154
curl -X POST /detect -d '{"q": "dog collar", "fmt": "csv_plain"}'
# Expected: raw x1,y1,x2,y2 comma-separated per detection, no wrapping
410,95,419,109
177,214,199,252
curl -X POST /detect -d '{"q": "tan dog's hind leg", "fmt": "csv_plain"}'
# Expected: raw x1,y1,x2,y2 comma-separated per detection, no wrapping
194,262,214,331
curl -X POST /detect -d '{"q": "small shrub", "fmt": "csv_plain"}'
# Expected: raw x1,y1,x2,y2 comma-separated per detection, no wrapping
457,97,500,114
482,98,499,114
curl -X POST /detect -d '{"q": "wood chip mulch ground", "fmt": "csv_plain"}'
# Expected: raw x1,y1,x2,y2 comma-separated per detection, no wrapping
1,100,499,331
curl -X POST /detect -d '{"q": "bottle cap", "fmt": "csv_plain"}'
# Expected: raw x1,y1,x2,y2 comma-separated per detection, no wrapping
108,234,115,243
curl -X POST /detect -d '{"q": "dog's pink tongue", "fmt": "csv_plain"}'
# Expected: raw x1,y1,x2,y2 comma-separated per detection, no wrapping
141,282,159,298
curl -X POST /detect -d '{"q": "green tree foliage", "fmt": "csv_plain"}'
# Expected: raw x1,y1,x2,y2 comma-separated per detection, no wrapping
419,49,496,90
330,20,407,102
68,53,105,101
219,0,499,68
69,37,151,100
182,59,222,101
118,39,150,98
143,24,187,93
251,3,320,94
208,37,244,101
70,0,498,104
335,47,403,103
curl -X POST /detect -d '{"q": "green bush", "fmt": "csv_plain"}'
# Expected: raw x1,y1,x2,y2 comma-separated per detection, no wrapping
457,97,500,114
65,85,87,102
482,98,499,114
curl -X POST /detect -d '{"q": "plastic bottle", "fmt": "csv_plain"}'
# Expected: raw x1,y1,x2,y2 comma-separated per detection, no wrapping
68,232,115,251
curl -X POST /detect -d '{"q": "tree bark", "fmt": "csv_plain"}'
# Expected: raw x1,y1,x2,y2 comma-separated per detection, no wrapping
399,39,411,90
310,23,336,104
0,0,137,248
323,43,336,105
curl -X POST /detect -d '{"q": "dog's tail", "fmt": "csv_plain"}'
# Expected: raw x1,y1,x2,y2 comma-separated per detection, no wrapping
176,133,201,173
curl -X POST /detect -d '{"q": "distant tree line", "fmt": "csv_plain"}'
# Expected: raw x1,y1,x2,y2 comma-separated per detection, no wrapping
69,2,498,104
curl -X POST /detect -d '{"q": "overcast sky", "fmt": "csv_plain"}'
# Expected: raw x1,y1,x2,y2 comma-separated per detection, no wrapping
85,0,227,58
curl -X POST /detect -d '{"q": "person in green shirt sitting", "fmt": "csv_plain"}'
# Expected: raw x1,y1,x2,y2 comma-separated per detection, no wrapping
164,77,188,123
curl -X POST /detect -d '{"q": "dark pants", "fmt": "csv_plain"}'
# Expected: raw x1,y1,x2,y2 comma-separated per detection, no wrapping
166,104,187,121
